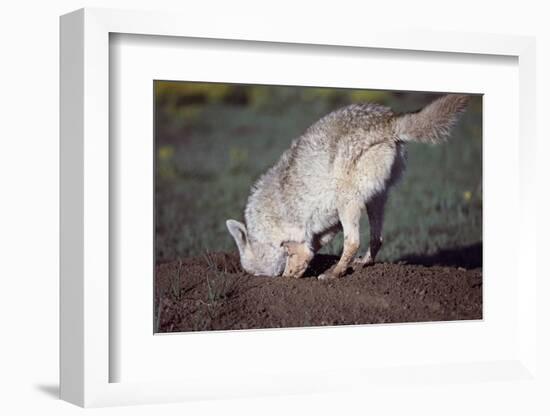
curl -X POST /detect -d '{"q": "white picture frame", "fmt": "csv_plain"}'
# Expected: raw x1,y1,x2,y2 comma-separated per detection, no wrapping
60,7,539,408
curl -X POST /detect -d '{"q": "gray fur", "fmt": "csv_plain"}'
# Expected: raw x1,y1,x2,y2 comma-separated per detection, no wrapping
226,94,470,279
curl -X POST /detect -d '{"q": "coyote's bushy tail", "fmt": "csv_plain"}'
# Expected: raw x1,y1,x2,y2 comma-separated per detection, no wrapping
393,94,470,144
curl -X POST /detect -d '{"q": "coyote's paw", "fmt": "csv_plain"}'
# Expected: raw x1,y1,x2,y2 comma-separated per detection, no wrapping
317,272,338,281
353,255,374,268
282,241,312,279
282,255,310,278
317,266,346,281
283,268,307,279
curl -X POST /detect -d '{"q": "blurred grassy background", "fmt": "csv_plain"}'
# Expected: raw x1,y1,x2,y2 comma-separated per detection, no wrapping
154,81,482,265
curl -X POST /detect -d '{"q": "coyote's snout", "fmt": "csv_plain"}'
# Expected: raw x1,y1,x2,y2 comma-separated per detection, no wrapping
226,94,470,279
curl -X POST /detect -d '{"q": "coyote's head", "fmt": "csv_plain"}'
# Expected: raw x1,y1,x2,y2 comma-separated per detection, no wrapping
226,219,286,276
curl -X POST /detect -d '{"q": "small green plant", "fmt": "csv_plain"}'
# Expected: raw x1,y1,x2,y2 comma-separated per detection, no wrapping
203,252,236,304
153,261,185,333
168,260,185,301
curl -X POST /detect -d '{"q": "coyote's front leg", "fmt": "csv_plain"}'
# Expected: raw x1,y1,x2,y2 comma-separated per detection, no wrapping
318,203,361,280
282,241,313,278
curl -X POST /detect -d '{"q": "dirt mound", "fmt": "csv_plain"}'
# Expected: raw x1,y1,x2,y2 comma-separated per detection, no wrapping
155,252,482,332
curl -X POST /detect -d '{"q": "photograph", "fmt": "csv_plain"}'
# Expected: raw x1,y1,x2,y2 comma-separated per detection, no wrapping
154,81,482,333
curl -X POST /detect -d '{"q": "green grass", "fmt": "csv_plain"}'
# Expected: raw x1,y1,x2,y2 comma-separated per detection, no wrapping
203,252,238,303
155,84,482,264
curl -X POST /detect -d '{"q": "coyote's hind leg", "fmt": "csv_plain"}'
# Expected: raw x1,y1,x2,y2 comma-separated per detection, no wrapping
354,192,387,267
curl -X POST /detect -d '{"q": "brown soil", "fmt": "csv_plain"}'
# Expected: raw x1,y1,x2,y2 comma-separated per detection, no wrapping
155,252,482,333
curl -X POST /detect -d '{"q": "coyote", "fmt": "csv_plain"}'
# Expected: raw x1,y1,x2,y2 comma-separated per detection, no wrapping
226,94,470,280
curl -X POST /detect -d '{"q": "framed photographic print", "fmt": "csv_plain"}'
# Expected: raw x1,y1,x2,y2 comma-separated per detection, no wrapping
60,7,540,408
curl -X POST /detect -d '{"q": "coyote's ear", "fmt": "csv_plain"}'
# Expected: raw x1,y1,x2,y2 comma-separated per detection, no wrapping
226,220,248,253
